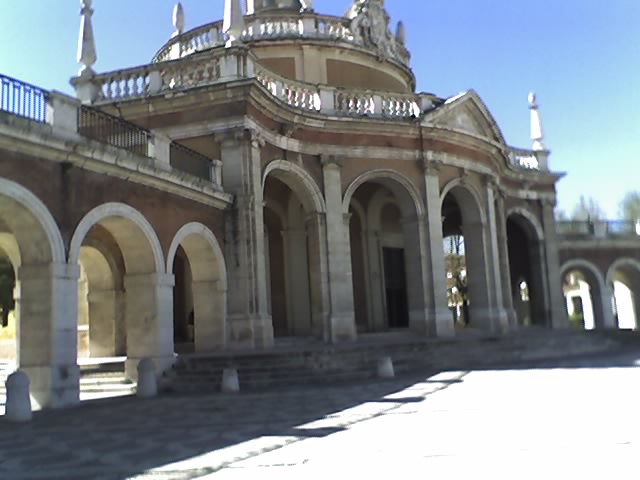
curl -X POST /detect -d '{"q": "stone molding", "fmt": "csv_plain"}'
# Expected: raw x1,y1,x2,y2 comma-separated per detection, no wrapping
69,202,166,273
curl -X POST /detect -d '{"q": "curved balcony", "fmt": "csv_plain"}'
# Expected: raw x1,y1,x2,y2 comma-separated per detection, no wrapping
152,12,411,69
71,48,546,173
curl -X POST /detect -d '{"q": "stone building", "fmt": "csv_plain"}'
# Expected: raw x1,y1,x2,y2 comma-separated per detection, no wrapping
1,0,638,410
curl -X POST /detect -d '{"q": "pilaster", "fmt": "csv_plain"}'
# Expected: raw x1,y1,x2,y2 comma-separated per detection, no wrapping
217,128,273,349
540,198,570,329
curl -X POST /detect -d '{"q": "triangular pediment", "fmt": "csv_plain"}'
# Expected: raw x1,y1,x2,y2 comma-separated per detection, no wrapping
425,91,506,145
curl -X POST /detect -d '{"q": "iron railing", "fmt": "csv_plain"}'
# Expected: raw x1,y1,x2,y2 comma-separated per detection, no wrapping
169,142,212,181
78,106,152,157
0,74,47,122
556,220,639,238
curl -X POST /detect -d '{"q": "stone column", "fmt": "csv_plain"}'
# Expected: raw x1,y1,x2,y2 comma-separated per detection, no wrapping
192,280,226,352
594,284,616,329
540,198,570,329
402,215,436,336
87,289,118,357
484,178,509,331
461,222,495,331
421,159,455,337
365,230,385,332
320,156,357,342
305,213,331,340
123,273,175,380
17,263,80,409
12,282,20,362
218,129,273,348
493,188,517,328
284,229,312,335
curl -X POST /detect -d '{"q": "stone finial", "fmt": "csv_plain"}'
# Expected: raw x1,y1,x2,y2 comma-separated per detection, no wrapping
222,368,240,393
172,2,185,37
377,357,395,378
529,92,545,151
136,358,158,398
5,370,32,422
77,0,97,77
223,0,245,47
300,0,314,12
395,21,406,45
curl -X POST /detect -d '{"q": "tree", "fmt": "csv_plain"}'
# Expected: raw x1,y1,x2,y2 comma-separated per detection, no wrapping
444,235,469,326
0,257,15,328
571,195,605,222
619,191,640,223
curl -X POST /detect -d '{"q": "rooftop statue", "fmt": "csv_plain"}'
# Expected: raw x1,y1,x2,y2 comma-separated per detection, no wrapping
347,0,399,61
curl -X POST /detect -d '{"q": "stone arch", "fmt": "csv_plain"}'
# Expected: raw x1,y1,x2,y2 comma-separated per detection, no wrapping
605,258,640,287
506,207,544,242
69,202,165,274
343,170,424,217
0,178,65,266
440,179,486,225
262,160,326,214
0,178,74,407
69,203,172,379
506,207,547,326
605,257,640,329
167,222,227,351
560,259,606,293
560,258,610,330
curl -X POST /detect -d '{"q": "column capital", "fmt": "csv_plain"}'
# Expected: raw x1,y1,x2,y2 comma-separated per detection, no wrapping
215,127,264,147
420,151,444,176
321,154,343,169
540,197,557,208
401,213,427,225
343,213,353,225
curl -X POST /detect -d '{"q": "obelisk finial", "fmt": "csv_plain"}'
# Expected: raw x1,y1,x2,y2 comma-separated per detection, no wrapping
172,2,185,37
77,0,97,77
223,0,245,47
529,92,545,151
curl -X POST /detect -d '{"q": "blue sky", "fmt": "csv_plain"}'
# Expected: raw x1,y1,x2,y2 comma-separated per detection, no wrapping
1,0,638,217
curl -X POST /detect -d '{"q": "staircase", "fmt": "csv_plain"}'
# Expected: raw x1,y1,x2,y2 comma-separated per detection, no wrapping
160,329,640,395
0,360,134,409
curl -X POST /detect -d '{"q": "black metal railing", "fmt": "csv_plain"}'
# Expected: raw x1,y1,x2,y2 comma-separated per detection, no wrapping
78,106,152,157
0,74,48,122
169,142,212,181
556,220,638,237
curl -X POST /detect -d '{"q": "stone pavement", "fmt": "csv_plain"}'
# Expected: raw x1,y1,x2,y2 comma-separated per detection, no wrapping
2,352,640,479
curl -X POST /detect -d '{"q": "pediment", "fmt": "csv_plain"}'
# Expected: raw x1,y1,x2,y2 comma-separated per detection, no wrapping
425,91,506,145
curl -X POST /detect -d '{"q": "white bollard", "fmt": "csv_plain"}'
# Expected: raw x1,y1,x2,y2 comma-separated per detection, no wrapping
136,358,158,398
221,368,240,393
5,370,32,422
377,356,395,379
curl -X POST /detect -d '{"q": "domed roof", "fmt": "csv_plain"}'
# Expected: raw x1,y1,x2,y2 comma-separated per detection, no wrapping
252,0,303,12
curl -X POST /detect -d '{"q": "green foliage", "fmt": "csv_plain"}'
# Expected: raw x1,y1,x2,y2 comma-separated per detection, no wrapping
619,191,640,223
568,312,585,329
571,195,605,221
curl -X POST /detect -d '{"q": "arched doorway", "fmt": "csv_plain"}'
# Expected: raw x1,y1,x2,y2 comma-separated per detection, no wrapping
441,182,493,330
0,178,72,409
70,203,171,380
167,222,227,352
606,259,640,330
343,171,427,333
561,260,611,330
262,161,327,340
506,210,547,327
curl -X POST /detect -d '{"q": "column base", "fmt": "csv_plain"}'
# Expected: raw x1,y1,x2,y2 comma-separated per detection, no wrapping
433,308,456,337
226,314,275,350
330,313,357,343
409,309,437,336
21,364,80,410
125,355,175,382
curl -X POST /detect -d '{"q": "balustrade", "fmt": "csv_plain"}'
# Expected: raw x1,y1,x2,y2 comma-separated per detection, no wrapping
507,147,540,171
